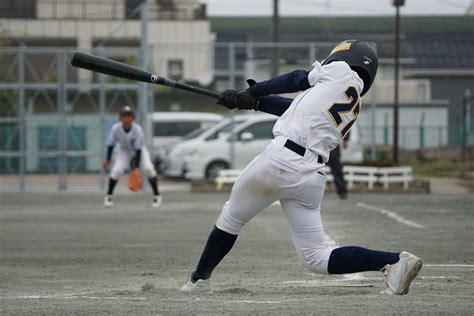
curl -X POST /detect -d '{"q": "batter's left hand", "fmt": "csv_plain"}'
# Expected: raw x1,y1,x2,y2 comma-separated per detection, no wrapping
217,89,259,111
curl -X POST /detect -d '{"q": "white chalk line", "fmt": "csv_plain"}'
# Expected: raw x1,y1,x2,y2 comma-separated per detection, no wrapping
10,295,148,301
424,264,474,268
356,202,424,228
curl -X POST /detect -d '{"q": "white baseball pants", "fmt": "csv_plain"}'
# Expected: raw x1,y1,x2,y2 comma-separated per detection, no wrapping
216,136,334,274
109,147,157,180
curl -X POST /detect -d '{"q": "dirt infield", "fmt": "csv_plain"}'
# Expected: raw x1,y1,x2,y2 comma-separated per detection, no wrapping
0,191,473,314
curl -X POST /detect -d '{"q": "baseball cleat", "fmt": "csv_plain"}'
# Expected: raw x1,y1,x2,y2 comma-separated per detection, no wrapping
152,195,162,209
103,195,113,208
380,251,423,295
180,279,211,294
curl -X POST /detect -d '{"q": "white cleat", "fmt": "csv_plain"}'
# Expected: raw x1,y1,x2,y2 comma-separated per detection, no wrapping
103,195,113,208
380,251,423,295
180,279,212,294
152,195,162,209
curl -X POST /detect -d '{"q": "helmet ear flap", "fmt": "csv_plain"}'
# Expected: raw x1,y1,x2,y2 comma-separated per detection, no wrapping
351,66,371,96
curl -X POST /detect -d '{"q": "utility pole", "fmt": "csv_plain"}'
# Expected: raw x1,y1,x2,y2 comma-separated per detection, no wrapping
271,0,279,77
462,88,472,160
392,0,404,164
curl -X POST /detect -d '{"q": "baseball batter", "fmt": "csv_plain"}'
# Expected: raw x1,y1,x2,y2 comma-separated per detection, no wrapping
103,106,162,208
181,40,423,295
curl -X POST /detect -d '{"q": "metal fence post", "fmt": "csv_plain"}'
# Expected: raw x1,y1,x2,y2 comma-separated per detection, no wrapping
228,43,236,169
309,43,316,65
18,47,26,191
419,112,425,149
57,50,67,191
370,89,377,161
98,46,106,190
139,2,151,191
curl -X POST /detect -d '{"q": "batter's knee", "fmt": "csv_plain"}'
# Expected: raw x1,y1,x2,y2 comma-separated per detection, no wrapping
215,201,247,235
298,246,333,275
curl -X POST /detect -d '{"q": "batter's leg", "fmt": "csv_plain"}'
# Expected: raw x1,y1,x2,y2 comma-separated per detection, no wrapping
184,154,278,288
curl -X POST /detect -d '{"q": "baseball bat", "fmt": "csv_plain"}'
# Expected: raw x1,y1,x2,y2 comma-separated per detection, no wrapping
70,51,220,99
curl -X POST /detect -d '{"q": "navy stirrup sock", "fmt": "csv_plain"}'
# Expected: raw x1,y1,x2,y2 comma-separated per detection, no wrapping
327,246,400,274
191,226,237,282
107,178,118,195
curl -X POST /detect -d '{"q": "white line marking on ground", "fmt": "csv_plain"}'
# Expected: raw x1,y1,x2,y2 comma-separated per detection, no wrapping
9,294,148,301
356,202,424,228
233,300,281,304
424,264,474,268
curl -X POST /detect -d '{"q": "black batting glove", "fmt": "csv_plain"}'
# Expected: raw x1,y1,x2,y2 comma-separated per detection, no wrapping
217,89,238,110
234,90,259,110
217,89,259,111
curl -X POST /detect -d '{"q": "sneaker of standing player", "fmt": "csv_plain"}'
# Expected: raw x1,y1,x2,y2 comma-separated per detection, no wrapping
180,279,211,294
380,251,423,295
152,195,162,209
103,195,113,208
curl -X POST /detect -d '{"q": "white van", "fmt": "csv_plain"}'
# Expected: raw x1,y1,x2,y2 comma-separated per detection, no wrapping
159,115,252,177
152,111,223,149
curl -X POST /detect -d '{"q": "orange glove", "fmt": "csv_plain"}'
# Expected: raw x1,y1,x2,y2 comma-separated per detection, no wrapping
128,168,143,192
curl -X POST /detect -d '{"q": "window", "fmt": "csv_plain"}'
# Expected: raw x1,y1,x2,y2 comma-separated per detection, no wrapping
206,121,241,141
125,0,144,19
238,121,276,140
168,60,184,80
0,0,36,18
153,122,201,137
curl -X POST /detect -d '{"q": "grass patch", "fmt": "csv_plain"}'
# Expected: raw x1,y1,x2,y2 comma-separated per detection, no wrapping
411,160,474,177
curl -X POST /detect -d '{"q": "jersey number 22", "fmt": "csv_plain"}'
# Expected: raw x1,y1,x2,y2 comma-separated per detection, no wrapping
327,86,360,138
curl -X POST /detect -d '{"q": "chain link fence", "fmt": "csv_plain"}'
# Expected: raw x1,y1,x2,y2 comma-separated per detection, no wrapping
0,44,461,191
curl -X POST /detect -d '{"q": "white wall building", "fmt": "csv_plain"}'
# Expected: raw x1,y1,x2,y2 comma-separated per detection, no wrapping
0,0,213,84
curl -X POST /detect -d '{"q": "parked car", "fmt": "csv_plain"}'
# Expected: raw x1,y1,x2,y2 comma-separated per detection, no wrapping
152,112,223,148
152,112,223,169
183,115,364,180
159,115,250,177
184,114,278,180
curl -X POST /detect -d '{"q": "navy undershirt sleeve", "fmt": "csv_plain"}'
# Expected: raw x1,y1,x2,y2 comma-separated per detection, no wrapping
254,70,311,96
257,96,293,117
134,149,141,168
106,145,114,161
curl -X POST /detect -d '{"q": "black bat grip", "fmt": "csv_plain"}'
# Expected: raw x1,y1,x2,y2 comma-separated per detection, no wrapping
71,51,153,83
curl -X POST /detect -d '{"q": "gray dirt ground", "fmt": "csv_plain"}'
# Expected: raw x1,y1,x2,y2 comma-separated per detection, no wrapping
0,190,473,315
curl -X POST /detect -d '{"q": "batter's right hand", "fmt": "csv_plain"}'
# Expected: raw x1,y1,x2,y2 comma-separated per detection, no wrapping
103,160,111,171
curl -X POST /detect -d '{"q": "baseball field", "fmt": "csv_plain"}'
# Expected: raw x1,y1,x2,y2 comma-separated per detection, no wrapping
1,189,473,314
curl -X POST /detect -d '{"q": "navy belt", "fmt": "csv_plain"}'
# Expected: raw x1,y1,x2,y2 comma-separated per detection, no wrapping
284,139,323,164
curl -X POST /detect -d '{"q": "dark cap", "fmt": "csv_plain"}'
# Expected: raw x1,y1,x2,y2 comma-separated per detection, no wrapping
119,105,135,117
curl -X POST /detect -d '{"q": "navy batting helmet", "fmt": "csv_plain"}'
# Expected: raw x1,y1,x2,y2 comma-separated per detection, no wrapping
322,40,378,96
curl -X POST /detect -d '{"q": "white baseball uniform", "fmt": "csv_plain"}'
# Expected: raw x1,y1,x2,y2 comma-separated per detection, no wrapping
216,61,363,274
106,122,157,180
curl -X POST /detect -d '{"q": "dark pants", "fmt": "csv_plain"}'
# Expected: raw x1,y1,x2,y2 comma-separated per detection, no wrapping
327,146,348,196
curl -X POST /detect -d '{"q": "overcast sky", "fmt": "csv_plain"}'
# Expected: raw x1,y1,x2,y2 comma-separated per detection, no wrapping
202,0,473,16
